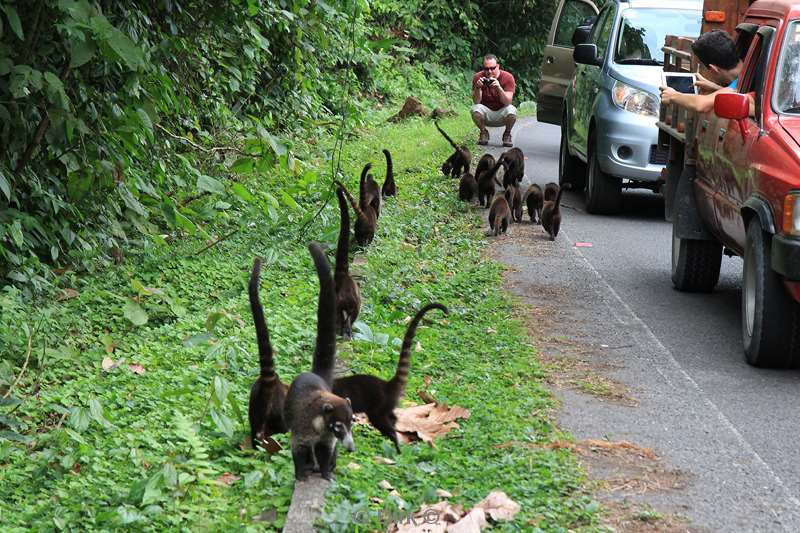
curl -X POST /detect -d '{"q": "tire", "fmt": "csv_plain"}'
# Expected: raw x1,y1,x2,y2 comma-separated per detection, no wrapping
559,123,586,189
741,218,800,368
671,221,722,292
585,137,622,214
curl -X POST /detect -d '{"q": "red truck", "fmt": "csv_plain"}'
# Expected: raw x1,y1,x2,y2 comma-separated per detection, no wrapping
659,0,800,367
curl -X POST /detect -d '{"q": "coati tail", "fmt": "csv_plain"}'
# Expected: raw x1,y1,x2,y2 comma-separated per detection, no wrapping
335,180,367,221
381,148,395,196
249,258,277,381
554,183,570,212
359,163,372,209
434,121,459,150
334,186,350,280
389,303,449,399
308,243,337,386
493,214,502,236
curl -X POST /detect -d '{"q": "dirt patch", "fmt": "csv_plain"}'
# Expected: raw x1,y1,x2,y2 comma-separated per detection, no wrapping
601,501,697,533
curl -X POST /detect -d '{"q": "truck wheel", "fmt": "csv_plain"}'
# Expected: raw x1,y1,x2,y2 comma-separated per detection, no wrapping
559,123,586,188
585,139,622,214
741,218,800,368
671,221,722,292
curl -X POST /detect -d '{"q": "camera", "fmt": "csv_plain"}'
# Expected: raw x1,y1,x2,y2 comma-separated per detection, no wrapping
482,77,493,86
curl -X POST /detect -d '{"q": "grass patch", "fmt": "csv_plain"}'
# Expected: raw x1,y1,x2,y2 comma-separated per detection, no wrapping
0,112,600,531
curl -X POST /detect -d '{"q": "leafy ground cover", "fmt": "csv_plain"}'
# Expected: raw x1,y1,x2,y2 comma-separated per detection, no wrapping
0,111,601,531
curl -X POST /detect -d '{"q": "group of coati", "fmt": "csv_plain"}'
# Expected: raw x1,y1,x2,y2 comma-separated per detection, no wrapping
435,121,569,241
247,149,448,481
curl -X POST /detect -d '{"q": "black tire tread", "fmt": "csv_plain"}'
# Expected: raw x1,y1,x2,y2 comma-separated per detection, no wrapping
672,235,722,292
585,137,622,215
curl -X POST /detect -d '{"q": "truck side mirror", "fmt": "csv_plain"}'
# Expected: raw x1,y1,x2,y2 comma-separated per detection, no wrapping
714,92,750,141
571,25,592,47
574,44,600,66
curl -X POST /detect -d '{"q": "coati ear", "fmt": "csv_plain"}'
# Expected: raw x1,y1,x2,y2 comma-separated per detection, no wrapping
323,403,334,413
345,397,352,406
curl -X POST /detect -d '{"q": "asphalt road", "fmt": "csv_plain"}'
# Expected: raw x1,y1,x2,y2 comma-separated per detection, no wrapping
484,117,800,531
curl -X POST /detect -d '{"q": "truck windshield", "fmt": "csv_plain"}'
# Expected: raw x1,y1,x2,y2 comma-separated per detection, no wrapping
615,8,701,65
775,21,800,114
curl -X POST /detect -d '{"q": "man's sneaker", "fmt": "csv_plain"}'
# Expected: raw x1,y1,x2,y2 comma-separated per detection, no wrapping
502,131,513,147
478,129,489,145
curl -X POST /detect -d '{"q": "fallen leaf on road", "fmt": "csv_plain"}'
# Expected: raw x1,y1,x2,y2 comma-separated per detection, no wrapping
449,508,487,533
473,491,520,522
395,402,471,444
388,491,519,532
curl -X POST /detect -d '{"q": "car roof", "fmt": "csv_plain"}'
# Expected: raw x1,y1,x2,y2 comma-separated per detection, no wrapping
612,0,702,9
749,1,800,19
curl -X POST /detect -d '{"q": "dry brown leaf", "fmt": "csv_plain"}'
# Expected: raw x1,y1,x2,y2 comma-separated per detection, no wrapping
101,357,117,371
370,496,384,505
395,403,471,444
347,462,362,470
415,341,423,352
436,489,452,499
129,364,146,375
448,508,486,533
378,479,394,491
216,472,240,486
56,288,80,301
423,376,432,388
374,456,396,465
418,390,437,404
473,491,520,522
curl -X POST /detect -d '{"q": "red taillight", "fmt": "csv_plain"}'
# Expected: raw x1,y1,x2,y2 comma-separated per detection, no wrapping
704,11,726,23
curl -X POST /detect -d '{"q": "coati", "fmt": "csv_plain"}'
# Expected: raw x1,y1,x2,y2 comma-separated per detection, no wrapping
284,243,355,481
381,149,396,197
364,170,382,219
488,178,512,236
499,147,525,188
474,153,495,179
508,183,523,223
458,171,478,202
336,172,377,246
335,186,361,339
544,182,559,202
247,257,289,448
542,183,571,241
333,303,448,452
524,184,544,224
435,121,471,178
478,159,504,208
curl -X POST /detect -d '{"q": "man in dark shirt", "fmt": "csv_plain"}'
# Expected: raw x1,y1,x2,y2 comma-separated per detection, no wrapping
471,54,517,147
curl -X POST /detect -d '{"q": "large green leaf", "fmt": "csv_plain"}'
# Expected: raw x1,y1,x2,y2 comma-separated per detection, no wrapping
105,27,144,71
69,38,96,68
123,300,148,326
1,5,23,40
209,408,234,437
196,175,225,194
0,168,10,201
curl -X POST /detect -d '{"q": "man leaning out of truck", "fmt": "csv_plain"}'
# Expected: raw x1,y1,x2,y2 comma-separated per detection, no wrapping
659,30,754,116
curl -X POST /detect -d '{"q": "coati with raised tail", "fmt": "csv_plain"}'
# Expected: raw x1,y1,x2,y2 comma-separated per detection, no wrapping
542,183,571,241
525,184,544,224
474,153,495,179
478,159,504,208
364,170,382,219
381,149,396,197
336,173,377,246
333,303,448,452
488,178,512,236
435,121,471,178
508,183,523,223
458,171,478,202
284,243,355,481
544,182,559,202
499,147,525,188
335,186,361,339
247,257,289,448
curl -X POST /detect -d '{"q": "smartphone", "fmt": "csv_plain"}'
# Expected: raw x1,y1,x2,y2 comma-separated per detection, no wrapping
662,72,697,94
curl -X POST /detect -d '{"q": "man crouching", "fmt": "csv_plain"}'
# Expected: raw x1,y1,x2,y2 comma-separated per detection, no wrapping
471,54,517,147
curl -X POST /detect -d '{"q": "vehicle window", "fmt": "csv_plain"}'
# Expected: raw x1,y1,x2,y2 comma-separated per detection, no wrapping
775,21,800,114
739,27,774,119
554,0,598,47
592,6,615,59
614,8,702,65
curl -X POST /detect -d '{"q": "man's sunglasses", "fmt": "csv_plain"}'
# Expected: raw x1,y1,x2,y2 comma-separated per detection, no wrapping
483,65,498,72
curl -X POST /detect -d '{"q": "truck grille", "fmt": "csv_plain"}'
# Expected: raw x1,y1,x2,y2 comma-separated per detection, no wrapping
649,145,669,165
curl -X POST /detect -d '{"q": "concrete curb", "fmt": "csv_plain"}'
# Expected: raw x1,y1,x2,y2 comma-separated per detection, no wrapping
283,476,331,533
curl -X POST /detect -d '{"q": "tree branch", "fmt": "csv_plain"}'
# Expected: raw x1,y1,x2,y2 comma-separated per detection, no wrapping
155,123,248,156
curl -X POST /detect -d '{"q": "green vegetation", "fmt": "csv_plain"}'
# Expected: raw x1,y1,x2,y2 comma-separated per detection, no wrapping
0,112,601,530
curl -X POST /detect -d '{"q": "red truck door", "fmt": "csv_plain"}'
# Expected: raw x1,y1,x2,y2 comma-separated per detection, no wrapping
713,25,777,254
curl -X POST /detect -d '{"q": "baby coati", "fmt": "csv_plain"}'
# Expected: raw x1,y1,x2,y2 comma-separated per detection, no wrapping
474,153,496,178
488,178,512,236
544,182,559,202
499,147,525,188
542,183,571,241
525,184,544,224
248,257,289,448
435,121,471,178
381,149,396,197
508,183,523,223
333,303,448,452
284,243,355,481
336,173,377,247
458,171,478,202
478,159,504,208
335,186,361,339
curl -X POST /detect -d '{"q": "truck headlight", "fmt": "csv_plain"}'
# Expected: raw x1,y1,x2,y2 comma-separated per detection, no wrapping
611,80,659,117
783,193,800,236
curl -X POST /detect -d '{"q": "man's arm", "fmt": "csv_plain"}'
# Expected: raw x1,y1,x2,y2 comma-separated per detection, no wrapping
473,81,483,104
661,86,756,117
489,78,513,107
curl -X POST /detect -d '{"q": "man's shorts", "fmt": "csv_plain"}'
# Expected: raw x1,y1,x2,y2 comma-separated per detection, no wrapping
471,104,517,127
